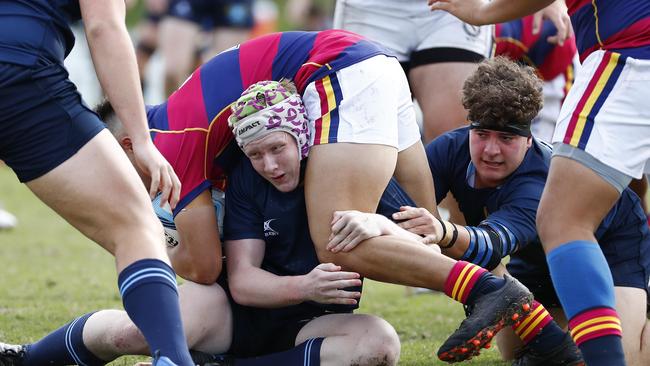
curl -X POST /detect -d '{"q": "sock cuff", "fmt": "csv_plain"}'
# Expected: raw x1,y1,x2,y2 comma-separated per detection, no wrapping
444,261,488,303
66,312,106,366
303,338,324,366
513,301,554,344
118,259,177,298
569,307,622,346
546,240,601,261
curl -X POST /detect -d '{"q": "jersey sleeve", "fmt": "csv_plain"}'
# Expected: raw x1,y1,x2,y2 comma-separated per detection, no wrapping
223,161,265,241
426,133,456,204
376,178,416,218
482,178,543,252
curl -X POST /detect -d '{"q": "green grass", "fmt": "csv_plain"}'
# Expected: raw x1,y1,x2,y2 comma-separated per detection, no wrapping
0,166,507,365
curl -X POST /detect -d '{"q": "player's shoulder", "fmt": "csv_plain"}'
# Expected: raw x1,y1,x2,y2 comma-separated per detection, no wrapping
426,126,470,163
230,158,267,191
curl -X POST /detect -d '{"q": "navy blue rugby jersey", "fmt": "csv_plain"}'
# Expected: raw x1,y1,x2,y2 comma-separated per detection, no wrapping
224,159,414,310
427,126,647,254
0,0,81,66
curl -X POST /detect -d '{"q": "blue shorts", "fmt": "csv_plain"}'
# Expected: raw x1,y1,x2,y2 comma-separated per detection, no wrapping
508,189,650,308
219,275,355,357
0,61,104,182
167,0,254,30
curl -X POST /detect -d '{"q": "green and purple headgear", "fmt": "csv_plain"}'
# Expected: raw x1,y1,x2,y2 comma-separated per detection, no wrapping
228,80,311,159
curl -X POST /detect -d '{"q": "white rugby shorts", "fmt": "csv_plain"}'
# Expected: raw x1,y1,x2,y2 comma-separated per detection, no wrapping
552,50,650,178
302,55,420,151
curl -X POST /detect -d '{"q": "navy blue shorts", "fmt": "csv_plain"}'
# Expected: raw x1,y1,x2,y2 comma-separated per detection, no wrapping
508,190,650,308
167,0,254,30
218,275,354,357
0,61,104,182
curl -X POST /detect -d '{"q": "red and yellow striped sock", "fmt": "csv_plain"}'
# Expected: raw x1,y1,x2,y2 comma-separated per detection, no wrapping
569,307,622,346
443,261,488,304
512,301,554,344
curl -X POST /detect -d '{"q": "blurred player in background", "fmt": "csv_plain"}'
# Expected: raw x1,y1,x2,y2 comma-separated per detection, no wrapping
333,0,493,143
134,0,169,90
495,14,578,143
160,0,254,96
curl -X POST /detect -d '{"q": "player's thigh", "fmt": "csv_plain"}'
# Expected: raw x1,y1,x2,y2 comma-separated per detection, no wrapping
395,140,437,213
615,286,648,366
537,155,621,251
409,62,478,142
26,130,161,254
303,56,406,248
305,143,397,249
178,281,233,353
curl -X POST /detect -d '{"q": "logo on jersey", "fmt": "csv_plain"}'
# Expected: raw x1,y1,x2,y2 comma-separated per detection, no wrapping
264,219,279,237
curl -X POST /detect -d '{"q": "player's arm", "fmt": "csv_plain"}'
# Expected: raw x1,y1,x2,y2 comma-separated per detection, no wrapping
428,0,556,25
79,0,181,207
429,0,572,45
169,190,222,284
327,210,427,253
395,200,536,271
225,239,362,308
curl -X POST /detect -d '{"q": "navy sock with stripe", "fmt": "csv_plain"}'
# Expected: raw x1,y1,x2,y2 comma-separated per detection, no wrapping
23,312,105,366
235,338,324,366
118,259,193,366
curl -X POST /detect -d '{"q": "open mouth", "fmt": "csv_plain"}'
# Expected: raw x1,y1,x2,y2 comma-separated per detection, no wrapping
482,160,504,168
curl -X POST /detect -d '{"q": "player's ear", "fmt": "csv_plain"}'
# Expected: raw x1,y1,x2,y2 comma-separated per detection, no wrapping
119,136,133,152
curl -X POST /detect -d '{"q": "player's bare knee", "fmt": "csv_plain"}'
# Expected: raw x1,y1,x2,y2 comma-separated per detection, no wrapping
354,316,400,366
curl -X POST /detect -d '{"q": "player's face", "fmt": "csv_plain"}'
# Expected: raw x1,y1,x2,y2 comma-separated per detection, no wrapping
469,129,532,188
244,132,301,192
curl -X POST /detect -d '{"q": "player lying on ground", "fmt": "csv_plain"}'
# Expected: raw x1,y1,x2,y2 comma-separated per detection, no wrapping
0,107,416,366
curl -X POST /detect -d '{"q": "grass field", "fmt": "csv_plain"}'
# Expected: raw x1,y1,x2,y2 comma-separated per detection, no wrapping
0,166,508,366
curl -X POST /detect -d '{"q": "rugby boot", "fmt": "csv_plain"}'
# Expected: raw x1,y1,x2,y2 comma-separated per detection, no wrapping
512,333,585,366
437,274,534,363
0,343,25,366
190,350,234,366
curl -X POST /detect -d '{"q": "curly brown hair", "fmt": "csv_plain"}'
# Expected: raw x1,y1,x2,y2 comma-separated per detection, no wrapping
462,57,543,132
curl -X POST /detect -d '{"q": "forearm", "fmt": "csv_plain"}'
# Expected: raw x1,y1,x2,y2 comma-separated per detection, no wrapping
478,0,556,24
230,268,306,308
386,222,429,243
83,4,150,143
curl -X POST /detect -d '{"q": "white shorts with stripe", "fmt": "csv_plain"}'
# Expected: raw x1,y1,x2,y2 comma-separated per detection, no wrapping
552,50,650,178
302,55,420,152
333,0,493,62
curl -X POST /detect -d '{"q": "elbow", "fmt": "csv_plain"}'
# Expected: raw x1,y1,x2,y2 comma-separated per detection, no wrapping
315,246,338,264
179,261,221,285
228,280,253,306
84,19,123,41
